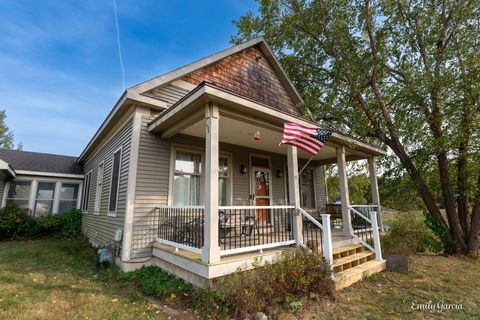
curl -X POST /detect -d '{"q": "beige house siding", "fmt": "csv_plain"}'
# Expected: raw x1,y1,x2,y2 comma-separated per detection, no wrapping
0,176,6,206
314,165,328,210
130,113,171,259
82,117,133,247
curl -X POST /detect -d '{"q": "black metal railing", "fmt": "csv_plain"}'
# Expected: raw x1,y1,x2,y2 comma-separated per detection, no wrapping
218,206,295,252
301,210,325,256
350,206,376,246
157,206,205,249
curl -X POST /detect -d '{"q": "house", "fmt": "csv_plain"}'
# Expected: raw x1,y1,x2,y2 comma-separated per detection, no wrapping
0,149,83,215
0,38,387,289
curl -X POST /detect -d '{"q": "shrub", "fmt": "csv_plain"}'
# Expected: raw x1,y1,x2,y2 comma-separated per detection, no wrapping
36,214,64,237
0,204,36,240
0,204,82,241
210,249,334,318
381,212,443,255
62,208,82,238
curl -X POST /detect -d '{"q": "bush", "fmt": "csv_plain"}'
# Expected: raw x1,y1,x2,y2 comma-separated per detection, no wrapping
0,204,82,241
381,212,443,255
62,208,82,238
210,250,334,318
119,250,333,319
0,204,36,240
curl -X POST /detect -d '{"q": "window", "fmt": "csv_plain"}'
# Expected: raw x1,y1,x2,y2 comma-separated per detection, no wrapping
58,183,79,214
94,162,104,214
108,149,122,214
173,151,202,206
34,182,56,216
300,169,316,209
82,172,92,212
219,156,230,206
6,180,32,210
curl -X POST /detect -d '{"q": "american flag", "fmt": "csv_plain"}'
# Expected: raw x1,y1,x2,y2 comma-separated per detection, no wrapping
279,123,332,156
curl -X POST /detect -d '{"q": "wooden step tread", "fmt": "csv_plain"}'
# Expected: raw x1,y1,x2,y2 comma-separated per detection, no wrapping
332,244,363,255
333,251,373,267
335,260,387,290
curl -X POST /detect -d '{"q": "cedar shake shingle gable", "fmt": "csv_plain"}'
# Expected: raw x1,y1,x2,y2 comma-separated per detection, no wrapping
0,149,82,174
181,46,300,115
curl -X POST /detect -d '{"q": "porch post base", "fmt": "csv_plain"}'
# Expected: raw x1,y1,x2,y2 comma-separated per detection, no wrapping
202,246,221,264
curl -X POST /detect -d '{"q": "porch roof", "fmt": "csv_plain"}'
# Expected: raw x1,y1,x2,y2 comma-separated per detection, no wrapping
148,81,386,162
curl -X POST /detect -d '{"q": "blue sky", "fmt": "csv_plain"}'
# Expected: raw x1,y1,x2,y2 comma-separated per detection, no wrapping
0,0,257,156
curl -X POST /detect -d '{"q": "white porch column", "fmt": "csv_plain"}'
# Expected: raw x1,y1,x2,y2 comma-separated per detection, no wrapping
368,157,384,231
287,145,303,246
202,102,221,264
336,146,352,237
321,214,334,278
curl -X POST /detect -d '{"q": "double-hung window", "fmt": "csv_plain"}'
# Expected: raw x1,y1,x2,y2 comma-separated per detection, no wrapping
82,172,92,213
34,182,56,216
108,148,122,215
59,183,80,214
6,180,32,210
218,156,230,206
173,150,202,206
300,169,316,210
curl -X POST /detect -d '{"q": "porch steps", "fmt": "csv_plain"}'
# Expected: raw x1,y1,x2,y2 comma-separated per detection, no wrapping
332,244,386,290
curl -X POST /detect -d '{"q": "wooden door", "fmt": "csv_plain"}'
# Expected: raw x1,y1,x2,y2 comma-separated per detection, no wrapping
252,167,272,223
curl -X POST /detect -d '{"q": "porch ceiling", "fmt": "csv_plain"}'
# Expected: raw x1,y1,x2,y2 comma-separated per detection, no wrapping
181,116,341,160
148,82,386,161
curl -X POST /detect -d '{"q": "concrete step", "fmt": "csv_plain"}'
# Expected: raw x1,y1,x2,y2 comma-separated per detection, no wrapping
333,251,374,272
332,244,364,259
334,259,386,290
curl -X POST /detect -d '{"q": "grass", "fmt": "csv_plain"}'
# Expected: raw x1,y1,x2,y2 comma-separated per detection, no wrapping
0,239,170,320
281,254,480,319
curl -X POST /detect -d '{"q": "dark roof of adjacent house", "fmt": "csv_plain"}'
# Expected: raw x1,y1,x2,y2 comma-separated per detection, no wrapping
0,149,83,175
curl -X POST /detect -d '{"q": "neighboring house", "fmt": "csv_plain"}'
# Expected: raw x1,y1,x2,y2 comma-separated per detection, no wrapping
0,149,83,215
0,38,387,288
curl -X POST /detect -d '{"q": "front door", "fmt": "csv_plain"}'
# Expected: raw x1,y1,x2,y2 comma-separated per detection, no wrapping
251,167,272,223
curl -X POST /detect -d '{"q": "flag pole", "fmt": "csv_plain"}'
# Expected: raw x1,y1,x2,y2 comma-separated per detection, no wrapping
298,154,315,176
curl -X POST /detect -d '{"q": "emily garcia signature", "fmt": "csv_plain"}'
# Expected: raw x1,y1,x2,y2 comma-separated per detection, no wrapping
411,300,464,313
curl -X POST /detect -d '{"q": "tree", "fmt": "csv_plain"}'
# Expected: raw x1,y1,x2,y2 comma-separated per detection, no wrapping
0,110,15,149
234,0,480,253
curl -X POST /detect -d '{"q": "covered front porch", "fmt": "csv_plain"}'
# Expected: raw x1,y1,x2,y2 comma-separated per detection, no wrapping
147,82,386,285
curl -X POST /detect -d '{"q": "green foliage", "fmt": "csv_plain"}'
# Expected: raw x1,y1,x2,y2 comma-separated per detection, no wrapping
0,204,36,240
121,266,193,299
424,213,453,254
0,110,15,149
62,208,82,238
0,204,82,240
381,213,443,255
120,250,333,319
234,0,480,253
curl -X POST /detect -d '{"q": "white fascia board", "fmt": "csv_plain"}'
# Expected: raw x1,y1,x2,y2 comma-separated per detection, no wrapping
0,159,16,178
15,170,84,179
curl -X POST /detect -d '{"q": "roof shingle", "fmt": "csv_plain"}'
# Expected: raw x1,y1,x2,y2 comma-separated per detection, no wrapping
0,149,82,175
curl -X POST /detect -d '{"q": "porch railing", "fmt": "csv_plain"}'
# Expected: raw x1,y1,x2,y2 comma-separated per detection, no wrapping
157,205,205,254
300,209,325,255
349,205,382,260
218,206,296,256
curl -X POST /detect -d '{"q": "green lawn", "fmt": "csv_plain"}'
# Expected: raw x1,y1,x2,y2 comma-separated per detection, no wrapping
282,254,480,319
0,239,169,320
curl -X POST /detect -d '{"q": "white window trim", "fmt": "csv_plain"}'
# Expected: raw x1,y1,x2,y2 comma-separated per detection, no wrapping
82,171,92,214
5,179,33,211
107,146,123,217
168,144,232,206
57,182,81,215
33,180,57,217
94,161,104,215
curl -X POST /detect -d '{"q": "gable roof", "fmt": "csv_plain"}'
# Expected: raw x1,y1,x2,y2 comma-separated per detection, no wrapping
0,149,83,175
129,37,303,105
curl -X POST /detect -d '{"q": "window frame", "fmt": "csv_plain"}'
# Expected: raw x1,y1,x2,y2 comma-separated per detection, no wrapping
299,168,317,210
82,171,92,213
93,161,104,215
6,179,33,210
218,154,232,206
168,144,232,206
33,180,57,217
107,147,123,217
58,182,80,215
